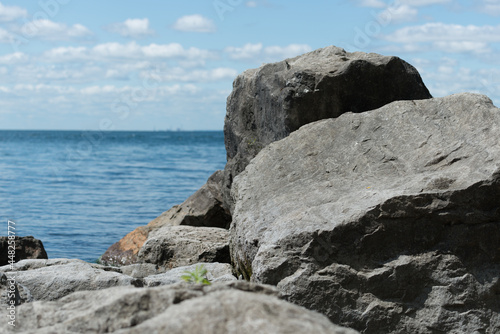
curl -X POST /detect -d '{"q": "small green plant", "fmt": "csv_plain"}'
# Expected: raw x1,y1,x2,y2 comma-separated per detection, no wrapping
181,265,211,285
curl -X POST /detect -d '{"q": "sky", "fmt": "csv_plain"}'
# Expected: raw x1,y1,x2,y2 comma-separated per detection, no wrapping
0,0,499,130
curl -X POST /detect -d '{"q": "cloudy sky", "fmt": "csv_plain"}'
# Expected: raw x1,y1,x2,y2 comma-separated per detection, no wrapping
0,0,499,130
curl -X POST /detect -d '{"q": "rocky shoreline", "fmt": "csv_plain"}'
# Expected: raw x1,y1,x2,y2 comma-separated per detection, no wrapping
2,45,499,333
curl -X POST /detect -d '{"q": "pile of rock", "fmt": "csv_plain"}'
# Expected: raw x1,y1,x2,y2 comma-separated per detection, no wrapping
229,92,500,333
0,280,356,334
3,45,500,333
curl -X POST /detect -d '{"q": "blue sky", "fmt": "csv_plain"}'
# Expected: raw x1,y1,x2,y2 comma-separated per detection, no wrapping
0,0,499,130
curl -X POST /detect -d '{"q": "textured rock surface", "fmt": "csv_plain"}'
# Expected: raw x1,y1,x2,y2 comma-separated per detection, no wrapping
0,259,141,302
138,225,230,268
223,45,432,211
0,281,358,334
230,93,500,333
144,262,236,286
147,170,231,229
101,170,231,266
0,236,47,265
0,272,32,306
100,226,149,266
118,263,160,278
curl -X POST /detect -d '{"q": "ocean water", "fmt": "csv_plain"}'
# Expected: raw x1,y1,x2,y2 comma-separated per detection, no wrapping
0,130,227,262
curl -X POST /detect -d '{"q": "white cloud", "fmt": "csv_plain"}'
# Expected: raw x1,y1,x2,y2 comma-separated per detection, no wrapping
478,0,500,15
0,2,27,22
362,0,451,26
2,42,222,86
172,14,216,33
246,1,258,7
43,46,89,62
92,42,142,58
0,58,155,85
0,27,13,43
225,43,312,62
225,43,263,60
10,64,104,83
142,43,213,59
264,44,313,59
414,59,500,104
91,42,215,60
156,67,238,82
382,22,500,54
432,41,491,54
385,23,500,43
12,84,78,94
76,84,200,100
106,18,154,38
19,19,92,41
80,85,128,95
379,4,418,23
0,52,28,64
210,67,238,80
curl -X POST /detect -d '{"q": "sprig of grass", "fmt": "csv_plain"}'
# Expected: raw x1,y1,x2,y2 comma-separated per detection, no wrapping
181,264,211,285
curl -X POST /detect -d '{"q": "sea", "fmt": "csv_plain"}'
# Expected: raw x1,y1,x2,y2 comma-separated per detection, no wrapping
0,130,227,263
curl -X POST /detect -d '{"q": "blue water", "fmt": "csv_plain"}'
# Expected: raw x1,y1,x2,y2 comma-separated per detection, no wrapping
0,130,227,262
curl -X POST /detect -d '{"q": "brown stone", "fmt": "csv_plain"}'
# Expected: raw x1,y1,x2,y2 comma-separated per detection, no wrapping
0,236,47,266
100,226,149,266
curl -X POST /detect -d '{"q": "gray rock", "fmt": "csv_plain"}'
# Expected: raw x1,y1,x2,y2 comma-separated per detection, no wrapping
222,45,432,212
118,263,160,278
149,170,231,229
101,170,231,267
0,281,358,334
0,236,47,265
0,258,76,272
0,259,140,302
118,289,358,334
138,225,230,268
0,272,32,306
230,93,500,333
144,262,236,287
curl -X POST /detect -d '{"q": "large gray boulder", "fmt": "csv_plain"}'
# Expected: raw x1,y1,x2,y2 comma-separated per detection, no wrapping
101,170,231,266
0,281,359,334
230,93,500,333
223,45,432,212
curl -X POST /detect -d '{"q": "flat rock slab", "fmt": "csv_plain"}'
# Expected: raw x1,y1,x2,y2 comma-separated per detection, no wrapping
0,259,140,302
223,45,432,211
0,281,358,334
230,93,500,333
